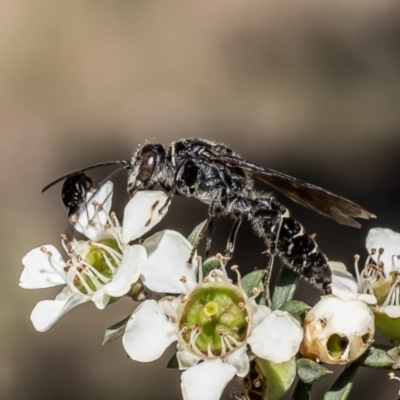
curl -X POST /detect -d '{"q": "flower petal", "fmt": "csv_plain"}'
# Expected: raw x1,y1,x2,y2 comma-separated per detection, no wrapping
330,261,358,293
122,191,169,243
330,261,377,304
181,358,236,400
332,290,377,304
366,228,400,274
379,305,400,318
250,302,271,327
104,245,147,297
223,345,249,377
141,230,197,293
177,344,202,370
30,292,88,332
159,296,181,319
91,288,110,310
122,300,176,362
74,181,113,240
20,245,66,289
248,310,303,363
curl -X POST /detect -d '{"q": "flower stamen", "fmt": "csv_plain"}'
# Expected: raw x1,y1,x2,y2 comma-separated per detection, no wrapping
383,275,400,307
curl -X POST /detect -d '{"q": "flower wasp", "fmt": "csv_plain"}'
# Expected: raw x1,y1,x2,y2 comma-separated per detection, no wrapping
43,139,375,294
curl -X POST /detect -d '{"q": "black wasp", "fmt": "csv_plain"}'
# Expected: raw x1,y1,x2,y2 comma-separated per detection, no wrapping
43,138,375,294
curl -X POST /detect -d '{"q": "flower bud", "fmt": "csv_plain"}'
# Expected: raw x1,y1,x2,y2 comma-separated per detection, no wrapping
300,296,374,364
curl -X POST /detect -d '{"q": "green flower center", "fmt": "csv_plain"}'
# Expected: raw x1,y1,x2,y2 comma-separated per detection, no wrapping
326,334,348,359
73,239,122,294
180,284,248,356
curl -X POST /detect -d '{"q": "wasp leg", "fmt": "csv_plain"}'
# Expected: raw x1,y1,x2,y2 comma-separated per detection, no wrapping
159,185,175,215
263,214,283,307
204,218,214,260
224,214,242,259
188,214,214,264
188,190,225,263
249,205,283,306
264,253,275,308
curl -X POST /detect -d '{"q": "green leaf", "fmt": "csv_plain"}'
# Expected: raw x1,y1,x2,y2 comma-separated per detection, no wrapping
362,345,395,368
387,346,399,365
324,362,360,400
257,357,297,400
279,300,311,323
291,380,312,400
272,267,300,310
102,315,130,345
187,219,208,247
241,269,266,303
297,358,332,383
166,353,179,369
201,256,222,277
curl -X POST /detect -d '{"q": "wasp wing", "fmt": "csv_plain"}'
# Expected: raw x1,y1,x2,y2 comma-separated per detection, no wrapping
206,151,375,228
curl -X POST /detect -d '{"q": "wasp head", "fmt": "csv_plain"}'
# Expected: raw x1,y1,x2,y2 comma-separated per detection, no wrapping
127,143,169,196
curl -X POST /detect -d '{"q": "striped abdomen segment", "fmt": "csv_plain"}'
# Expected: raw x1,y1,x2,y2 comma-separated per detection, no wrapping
252,202,332,294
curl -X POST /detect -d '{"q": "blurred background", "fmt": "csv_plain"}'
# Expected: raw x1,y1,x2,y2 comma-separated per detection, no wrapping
2,0,400,399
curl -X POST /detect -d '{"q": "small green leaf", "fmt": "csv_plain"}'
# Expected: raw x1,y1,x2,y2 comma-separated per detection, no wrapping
166,353,179,369
291,380,312,400
257,357,297,400
272,267,300,310
102,315,130,345
324,362,359,400
187,219,208,247
279,300,311,323
388,346,399,366
202,257,222,277
362,345,395,368
297,358,332,383
241,270,265,300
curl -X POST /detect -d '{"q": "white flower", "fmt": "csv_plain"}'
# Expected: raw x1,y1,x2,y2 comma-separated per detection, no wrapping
299,261,375,364
20,182,196,332
300,295,375,365
366,228,400,274
359,228,400,340
122,264,303,400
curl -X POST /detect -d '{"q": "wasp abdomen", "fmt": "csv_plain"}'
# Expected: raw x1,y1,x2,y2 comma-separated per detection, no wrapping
251,201,332,294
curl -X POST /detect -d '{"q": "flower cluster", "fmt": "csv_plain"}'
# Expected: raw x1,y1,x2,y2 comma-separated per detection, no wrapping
20,183,196,331
20,181,400,399
123,263,303,400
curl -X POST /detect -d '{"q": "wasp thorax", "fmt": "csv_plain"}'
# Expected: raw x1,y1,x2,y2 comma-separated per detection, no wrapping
69,238,123,294
179,284,248,356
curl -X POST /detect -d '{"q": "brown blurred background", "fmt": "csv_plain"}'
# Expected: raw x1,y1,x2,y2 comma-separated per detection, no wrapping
2,0,400,399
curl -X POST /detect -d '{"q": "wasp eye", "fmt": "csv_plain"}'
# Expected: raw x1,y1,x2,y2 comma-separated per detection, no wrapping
138,151,157,181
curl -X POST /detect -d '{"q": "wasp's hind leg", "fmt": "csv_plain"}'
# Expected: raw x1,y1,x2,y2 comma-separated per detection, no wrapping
250,206,284,304
262,213,283,307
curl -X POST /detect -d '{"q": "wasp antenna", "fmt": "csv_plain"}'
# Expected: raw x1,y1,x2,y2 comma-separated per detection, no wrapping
41,159,131,193
97,164,129,188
